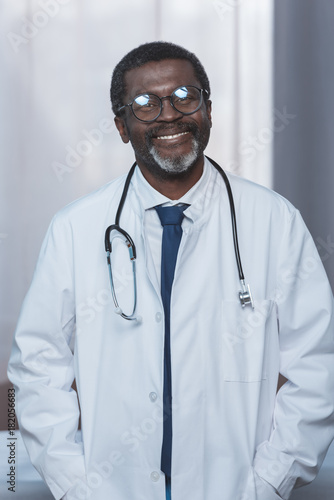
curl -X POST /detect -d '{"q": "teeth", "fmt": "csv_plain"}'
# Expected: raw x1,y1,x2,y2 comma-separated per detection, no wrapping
156,131,189,140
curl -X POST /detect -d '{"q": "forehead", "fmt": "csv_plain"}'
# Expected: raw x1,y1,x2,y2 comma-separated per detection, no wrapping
123,59,199,98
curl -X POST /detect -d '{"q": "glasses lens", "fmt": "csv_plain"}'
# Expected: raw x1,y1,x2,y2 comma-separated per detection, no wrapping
171,86,202,114
132,94,161,122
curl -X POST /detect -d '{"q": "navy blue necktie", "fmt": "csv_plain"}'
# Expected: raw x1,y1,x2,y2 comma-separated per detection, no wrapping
155,205,187,477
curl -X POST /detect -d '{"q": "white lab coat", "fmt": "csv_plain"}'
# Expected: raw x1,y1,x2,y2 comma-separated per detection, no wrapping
8,160,334,500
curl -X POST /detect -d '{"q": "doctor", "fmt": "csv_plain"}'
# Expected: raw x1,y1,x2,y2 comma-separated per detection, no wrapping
8,41,334,500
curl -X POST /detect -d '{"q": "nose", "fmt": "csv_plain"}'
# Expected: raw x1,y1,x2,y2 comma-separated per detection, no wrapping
156,96,182,122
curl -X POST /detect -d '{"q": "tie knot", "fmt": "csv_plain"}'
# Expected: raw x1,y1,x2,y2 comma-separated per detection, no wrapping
155,205,187,227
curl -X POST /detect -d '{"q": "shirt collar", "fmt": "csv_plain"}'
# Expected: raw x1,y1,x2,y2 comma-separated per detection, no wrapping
132,156,212,222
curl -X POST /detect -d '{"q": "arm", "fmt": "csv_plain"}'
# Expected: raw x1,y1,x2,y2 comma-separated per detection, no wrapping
7,214,86,500
253,209,334,499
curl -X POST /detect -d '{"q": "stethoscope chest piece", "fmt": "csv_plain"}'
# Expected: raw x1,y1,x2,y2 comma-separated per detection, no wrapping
239,280,254,309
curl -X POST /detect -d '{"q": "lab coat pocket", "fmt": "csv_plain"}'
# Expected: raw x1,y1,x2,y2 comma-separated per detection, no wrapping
221,300,277,382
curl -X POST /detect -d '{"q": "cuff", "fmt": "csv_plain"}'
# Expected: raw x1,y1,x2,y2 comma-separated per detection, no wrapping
253,441,296,499
254,470,285,500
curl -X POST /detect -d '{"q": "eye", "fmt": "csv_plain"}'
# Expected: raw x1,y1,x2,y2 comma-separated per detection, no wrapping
174,87,190,102
173,86,198,106
133,94,160,114
134,94,151,107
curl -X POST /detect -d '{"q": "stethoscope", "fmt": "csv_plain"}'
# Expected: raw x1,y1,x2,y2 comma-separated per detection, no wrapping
104,156,254,321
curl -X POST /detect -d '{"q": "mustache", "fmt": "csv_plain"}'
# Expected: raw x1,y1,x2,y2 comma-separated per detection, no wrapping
146,121,198,139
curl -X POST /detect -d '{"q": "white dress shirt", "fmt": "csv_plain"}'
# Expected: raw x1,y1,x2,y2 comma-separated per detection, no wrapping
132,157,211,288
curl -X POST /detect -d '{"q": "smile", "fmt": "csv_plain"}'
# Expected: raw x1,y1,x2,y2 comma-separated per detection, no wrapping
156,131,189,140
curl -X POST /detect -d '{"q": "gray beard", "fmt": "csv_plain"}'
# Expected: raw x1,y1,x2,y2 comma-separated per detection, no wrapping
148,137,200,174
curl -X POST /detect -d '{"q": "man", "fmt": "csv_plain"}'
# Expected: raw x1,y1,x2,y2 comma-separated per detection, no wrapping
8,41,334,500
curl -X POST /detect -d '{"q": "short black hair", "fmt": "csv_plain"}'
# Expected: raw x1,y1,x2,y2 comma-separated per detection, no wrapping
110,41,211,116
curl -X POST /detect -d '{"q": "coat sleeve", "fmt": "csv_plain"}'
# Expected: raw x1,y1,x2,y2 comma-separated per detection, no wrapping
7,213,86,500
253,209,334,499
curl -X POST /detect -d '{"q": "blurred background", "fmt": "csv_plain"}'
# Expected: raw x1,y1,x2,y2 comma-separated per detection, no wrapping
0,0,333,498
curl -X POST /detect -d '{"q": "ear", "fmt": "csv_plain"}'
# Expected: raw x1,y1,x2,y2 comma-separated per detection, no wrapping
206,99,212,128
114,116,130,144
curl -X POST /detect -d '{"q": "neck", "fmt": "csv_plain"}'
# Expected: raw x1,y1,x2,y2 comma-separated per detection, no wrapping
136,155,205,200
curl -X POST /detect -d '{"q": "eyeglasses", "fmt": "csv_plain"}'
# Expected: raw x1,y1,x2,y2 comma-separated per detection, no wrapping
117,85,208,123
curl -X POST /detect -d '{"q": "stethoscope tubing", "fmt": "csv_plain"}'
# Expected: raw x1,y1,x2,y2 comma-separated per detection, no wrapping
204,156,245,282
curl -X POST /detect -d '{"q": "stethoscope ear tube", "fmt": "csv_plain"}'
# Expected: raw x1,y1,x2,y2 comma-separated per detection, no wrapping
106,247,138,320
105,224,137,260
104,165,138,320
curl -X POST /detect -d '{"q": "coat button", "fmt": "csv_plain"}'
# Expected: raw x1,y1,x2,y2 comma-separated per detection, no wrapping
155,312,162,323
149,392,157,402
150,471,160,482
